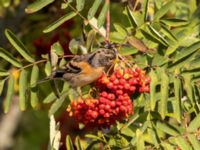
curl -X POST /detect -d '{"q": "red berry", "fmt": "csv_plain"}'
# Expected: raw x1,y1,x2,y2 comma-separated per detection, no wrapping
101,91,108,97
107,82,114,89
91,111,98,118
135,67,141,73
110,101,116,107
119,79,126,85
107,93,115,100
130,86,136,92
105,105,111,110
116,90,123,95
99,109,105,115
113,79,119,85
104,113,110,118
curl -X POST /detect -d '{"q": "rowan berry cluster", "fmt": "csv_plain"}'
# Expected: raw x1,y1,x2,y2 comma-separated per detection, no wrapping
67,66,150,128
96,67,150,95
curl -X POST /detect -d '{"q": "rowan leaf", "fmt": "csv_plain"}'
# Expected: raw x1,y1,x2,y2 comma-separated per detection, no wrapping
43,92,57,103
25,0,54,13
75,136,83,150
43,12,77,33
97,2,109,28
88,0,102,19
154,0,174,21
5,29,35,63
126,6,138,28
19,69,28,111
66,135,74,150
30,65,39,108
0,48,22,68
156,121,179,136
0,69,10,76
76,0,85,11
188,113,200,132
160,68,169,119
3,75,14,113
48,93,67,116
150,69,158,111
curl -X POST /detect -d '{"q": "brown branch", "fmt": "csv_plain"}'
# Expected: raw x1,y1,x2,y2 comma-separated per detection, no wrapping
105,0,110,42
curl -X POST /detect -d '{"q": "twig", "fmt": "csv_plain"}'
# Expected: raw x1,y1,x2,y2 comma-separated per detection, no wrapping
105,0,110,42
3,54,75,82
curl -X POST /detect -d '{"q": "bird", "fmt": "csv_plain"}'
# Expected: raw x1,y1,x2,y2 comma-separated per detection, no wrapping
51,48,117,88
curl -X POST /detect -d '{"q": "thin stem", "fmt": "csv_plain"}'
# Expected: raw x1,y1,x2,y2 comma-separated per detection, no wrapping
105,0,110,42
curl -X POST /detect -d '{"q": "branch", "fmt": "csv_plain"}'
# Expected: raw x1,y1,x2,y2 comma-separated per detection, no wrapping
105,0,110,42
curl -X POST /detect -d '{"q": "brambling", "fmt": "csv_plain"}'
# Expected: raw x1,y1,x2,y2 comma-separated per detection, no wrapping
51,48,117,88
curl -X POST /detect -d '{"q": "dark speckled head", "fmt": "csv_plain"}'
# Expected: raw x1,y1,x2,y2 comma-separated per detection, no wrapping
88,48,117,68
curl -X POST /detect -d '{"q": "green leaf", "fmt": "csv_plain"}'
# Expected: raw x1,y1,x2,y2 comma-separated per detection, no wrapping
113,23,127,37
161,19,188,27
3,75,14,113
97,2,109,28
173,69,182,123
0,79,5,95
51,42,64,56
88,17,106,38
188,113,200,132
25,0,55,13
5,29,35,63
50,48,59,67
175,136,192,150
126,6,138,28
0,69,9,76
66,135,74,150
45,61,52,76
86,30,96,51
0,48,22,68
43,12,77,33
19,69,28,111
30,65,39,108
150,69,158,111
187,134,200,150
118,47,138,56
156,121,179,136
75,136,83,150
160,24,177,42
43,92,57,103
142,0,149,22
136,129,145,150
76,0,85,11
173,41,200,62
148,25,169,46
160,68,169,119
183,75,196,106
87,0,102,19
161,142,174,150
153,0,174,21
48,93,67,116
148,128,159,147
30,65,39,88
30,90,39,109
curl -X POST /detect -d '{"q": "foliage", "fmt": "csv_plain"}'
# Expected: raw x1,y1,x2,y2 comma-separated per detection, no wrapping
1,0,200,149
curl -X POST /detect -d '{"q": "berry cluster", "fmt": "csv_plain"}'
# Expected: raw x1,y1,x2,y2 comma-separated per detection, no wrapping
96,67,150,95
67,92,133,128
67,66,150,128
